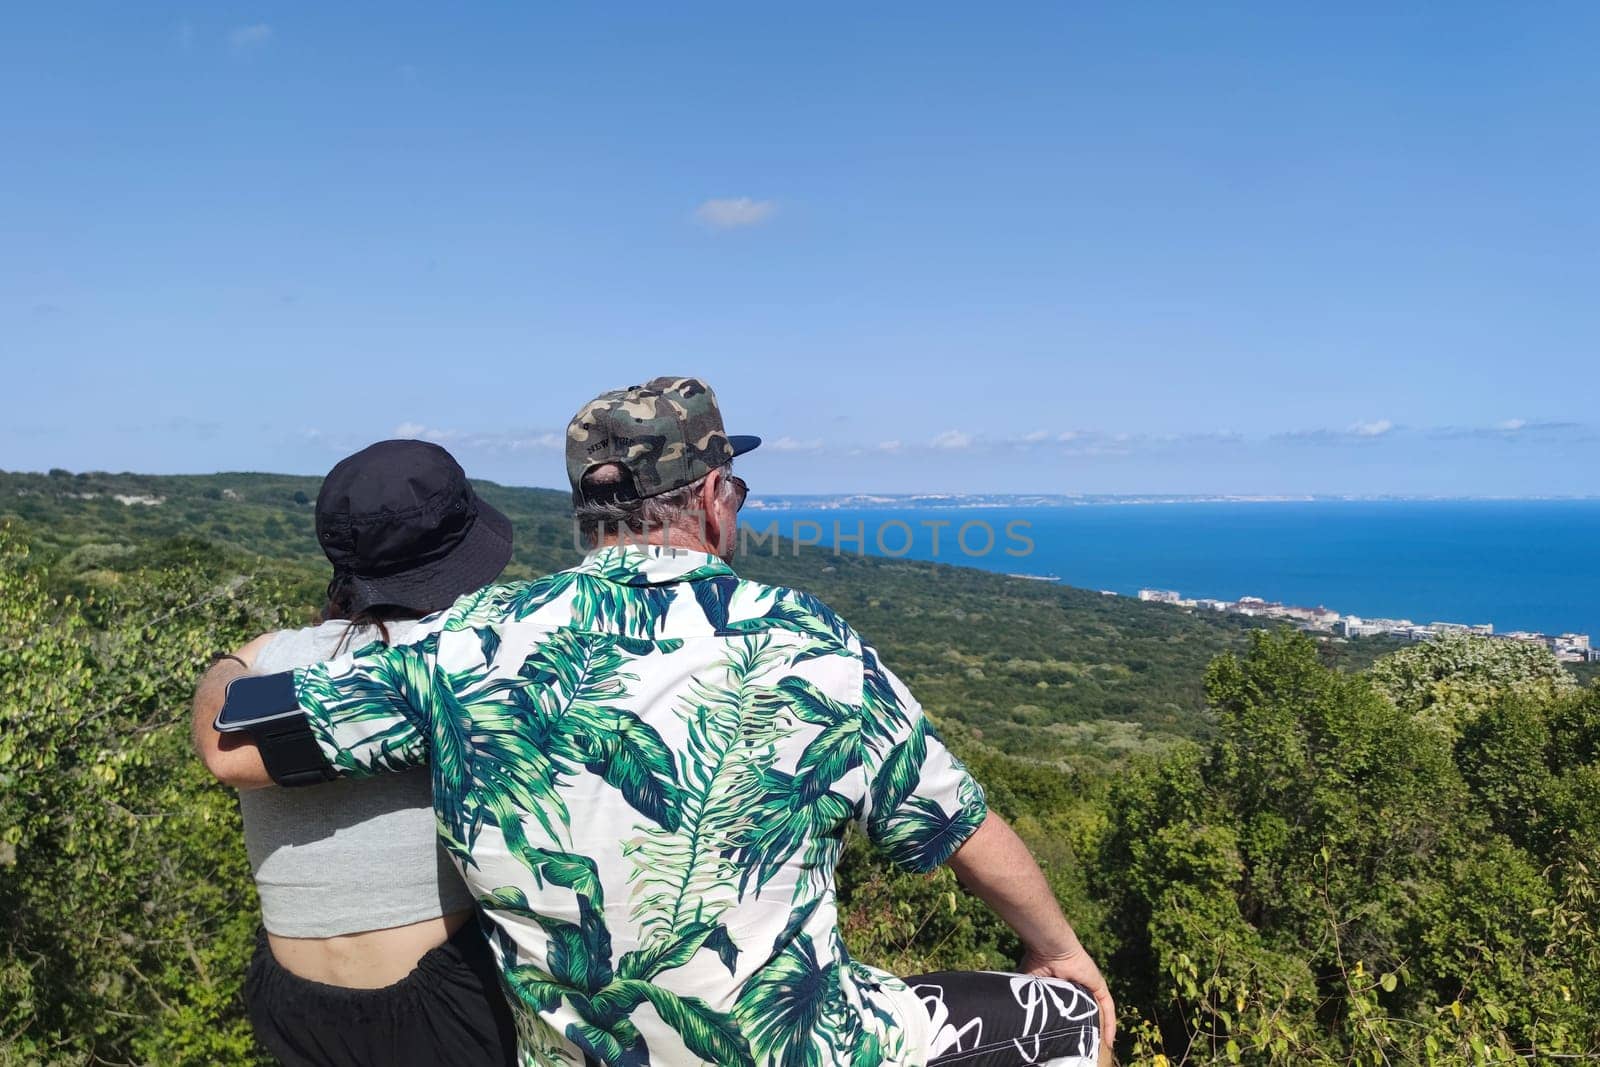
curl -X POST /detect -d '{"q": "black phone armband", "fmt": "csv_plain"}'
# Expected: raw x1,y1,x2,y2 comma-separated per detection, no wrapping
215,672,337,787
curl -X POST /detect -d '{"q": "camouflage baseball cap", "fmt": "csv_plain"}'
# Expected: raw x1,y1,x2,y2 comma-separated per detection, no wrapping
566,376,760,501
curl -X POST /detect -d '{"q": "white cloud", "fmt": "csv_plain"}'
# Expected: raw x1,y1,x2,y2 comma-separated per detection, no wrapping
228,24,273,49
1274,419,1399,444
694,197,776,230
769,436,823,452
931,430,973,450
876,440,902,453
1433,417,1585,441
1022,430,1051,443
1348,419,1393,438
1057,430,1083,443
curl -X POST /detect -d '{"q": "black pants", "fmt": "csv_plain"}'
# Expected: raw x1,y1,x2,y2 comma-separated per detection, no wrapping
906,971,1101,1066
245,922,518,1067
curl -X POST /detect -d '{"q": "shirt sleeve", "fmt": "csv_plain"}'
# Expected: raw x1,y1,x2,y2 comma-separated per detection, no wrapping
292,631,442,778
855,642,988,873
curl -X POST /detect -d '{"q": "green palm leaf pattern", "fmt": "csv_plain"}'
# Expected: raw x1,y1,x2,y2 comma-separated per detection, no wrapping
518,629,683,831
757,677,863,802
571,576,674,639
474,624,501,664
734,930,888,1067
860,643,911,742
615,919,738,982
871,775,987,873
443,579,536,630
736,771,857,896
489,879,752,1066
692,577,855,660
442,582,500,625
624,636,789,945
736,932,832,1067
296,637,437,776
430,667,573,862
447,565,676,640
866,718,928,835
624,981,754,1067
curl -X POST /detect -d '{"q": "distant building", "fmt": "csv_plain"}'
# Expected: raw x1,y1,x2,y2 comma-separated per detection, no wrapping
1233,596,1273,617
1333,617,1420,639
1425,621,1493,636
1550,633,1592,662
1138,589,1183,604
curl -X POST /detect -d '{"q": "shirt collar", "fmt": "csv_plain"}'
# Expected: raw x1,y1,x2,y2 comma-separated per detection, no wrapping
576,543,736,586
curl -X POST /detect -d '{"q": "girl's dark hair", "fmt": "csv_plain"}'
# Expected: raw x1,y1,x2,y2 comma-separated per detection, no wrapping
320,574,430,653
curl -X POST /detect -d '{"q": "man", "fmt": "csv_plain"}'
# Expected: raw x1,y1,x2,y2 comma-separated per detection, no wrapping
202,376,1114,1066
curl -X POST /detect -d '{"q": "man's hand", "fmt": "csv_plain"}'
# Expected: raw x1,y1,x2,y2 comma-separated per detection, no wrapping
1020,942,1117,1059
947,812,1117,1058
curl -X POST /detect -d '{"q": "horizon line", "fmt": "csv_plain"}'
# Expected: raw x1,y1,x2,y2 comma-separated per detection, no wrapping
4,467,1599,504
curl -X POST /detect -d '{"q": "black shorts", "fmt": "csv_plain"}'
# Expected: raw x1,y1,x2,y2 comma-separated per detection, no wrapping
245,922,518,1067
905,970,1101,1066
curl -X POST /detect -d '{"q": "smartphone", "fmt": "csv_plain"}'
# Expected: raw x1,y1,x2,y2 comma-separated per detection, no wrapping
214,672,301,732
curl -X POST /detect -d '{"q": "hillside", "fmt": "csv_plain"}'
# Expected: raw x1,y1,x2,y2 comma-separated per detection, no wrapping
6,466,1598,1064
1,467,1401,763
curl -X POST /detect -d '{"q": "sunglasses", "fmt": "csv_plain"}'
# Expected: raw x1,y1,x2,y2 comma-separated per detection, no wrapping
727,474,749,511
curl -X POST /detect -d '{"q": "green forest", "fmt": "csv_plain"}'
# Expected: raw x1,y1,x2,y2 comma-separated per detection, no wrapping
3,468,1597,1065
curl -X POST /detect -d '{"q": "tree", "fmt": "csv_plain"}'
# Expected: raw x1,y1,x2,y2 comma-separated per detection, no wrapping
0,523,293,1064
1099,629,1600,1062
1370,633,1577,735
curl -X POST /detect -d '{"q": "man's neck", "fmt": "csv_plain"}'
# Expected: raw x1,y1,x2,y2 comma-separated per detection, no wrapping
590,530,722,559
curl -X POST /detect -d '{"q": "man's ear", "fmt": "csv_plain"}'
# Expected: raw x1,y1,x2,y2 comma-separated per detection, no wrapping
700,469,724,532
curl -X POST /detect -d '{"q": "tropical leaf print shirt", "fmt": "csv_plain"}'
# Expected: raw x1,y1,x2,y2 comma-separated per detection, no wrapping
290,544,989,1067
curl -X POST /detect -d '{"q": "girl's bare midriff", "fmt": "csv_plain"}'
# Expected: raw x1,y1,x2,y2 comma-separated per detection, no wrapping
266,909,473,988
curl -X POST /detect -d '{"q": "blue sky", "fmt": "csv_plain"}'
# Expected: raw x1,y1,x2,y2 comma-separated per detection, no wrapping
3,4,1596,496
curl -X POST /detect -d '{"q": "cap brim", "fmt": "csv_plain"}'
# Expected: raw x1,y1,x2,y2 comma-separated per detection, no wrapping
345,501,514,616
728,434,761,458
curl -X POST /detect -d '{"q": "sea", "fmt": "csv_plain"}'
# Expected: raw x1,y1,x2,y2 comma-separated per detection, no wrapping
741,499,1600,640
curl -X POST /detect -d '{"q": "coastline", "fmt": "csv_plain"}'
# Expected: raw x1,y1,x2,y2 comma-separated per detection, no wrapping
737,499,1600,644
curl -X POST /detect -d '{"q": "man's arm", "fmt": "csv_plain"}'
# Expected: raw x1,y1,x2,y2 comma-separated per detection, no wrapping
193,628,439,789
947,811,1117,1050
191,633,277,789
855,642,1116,1054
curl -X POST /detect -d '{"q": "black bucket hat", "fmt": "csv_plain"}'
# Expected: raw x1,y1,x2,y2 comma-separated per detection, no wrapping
315,439,514,615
